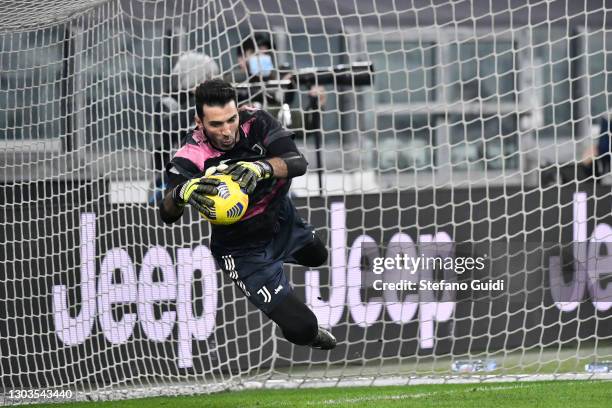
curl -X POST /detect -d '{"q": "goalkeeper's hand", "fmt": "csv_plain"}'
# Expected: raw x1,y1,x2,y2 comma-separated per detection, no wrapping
172,177,220,219
221,160,273,194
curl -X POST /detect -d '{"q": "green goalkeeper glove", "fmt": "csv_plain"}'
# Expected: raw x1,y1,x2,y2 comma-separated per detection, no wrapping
172,177,220,219
221,160,273,194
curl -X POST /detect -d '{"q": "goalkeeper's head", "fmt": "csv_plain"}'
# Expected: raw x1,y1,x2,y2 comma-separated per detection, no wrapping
194,79,240,151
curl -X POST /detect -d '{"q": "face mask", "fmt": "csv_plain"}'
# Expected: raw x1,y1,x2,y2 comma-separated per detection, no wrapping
247,54,274,77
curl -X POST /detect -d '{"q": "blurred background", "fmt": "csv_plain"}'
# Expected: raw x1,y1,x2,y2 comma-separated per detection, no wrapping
3,0,612,199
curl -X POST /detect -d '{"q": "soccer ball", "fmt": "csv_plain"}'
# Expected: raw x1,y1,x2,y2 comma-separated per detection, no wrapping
201,174,248,225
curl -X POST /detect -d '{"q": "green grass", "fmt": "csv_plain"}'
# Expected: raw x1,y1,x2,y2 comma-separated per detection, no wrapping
35,380,612,408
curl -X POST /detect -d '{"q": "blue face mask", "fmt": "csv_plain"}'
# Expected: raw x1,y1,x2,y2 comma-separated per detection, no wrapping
247,54,274,77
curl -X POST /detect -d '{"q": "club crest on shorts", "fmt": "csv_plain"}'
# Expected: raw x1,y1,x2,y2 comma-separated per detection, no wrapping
257,286,272,303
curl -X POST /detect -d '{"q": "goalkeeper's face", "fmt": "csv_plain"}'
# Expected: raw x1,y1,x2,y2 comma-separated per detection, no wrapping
197,101,240,151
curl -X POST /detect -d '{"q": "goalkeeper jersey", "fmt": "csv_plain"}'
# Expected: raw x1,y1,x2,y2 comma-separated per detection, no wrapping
166,108,299,250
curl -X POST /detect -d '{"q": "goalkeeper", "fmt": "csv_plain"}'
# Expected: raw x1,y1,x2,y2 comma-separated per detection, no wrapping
159,78,336,350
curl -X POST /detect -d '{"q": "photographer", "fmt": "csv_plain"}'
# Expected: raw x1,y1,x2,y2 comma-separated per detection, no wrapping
227,32,373,191
228,32,327,132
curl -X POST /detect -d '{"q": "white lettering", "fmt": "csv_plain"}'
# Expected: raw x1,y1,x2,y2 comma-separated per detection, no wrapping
176,246,218,368
347,235,383,328
98,248,138,344
384,233,419,324
587,224,612,312
305,202,347,329
138,246,176,342
418,233,455,349
52,213,97,346
372,257,384,274
551,192,611,312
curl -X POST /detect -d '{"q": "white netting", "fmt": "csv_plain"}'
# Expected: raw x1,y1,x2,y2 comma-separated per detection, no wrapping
1,0,612,404
0,1,111,32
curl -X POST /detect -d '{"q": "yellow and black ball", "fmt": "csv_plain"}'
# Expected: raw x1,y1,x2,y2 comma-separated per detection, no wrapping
198,174,248,225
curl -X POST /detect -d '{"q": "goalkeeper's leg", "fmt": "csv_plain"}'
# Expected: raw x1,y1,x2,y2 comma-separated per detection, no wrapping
291,233,328,267
281,233,335,349
214,246,336,350
268,291,337,350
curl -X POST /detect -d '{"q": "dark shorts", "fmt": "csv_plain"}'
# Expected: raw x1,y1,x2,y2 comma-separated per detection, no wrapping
211,197,316,315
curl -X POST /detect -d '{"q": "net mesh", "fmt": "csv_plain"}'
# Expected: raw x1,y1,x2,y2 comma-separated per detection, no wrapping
1,0,612,403
0,1,111,32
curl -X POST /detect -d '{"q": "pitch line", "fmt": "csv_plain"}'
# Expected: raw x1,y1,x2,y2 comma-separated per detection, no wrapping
310,382,551,405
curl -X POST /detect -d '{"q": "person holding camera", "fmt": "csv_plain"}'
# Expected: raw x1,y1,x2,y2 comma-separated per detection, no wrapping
229,32,326,131
227,32,328,190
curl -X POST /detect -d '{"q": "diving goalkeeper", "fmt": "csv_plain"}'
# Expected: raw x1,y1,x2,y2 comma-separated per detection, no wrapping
159,78,336,350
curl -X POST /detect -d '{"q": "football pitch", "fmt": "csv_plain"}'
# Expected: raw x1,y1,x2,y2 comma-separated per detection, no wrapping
34,380,611,407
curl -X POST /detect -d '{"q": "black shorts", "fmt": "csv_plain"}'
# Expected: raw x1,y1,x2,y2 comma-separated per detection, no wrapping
212,197,316,315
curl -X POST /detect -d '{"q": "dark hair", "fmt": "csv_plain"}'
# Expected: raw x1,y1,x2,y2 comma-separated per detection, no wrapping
237,32,272,58
194,79,236,118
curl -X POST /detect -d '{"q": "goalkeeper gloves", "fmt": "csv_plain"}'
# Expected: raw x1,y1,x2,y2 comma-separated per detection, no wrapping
172,177,220,219
221,160,273,194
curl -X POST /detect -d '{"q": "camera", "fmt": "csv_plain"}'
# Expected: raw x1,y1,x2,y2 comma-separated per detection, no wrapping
233,61,374,104
290,61,374,87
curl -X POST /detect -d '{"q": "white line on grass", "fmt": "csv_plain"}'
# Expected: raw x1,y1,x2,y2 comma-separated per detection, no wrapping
309,382,557,406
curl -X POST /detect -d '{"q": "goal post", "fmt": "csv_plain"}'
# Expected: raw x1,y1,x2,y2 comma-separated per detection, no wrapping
1,0,612,403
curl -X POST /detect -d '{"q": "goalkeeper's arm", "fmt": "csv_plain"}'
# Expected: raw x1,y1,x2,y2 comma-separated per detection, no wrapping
221,137,308,194
260,135,308,178
266,151,308,179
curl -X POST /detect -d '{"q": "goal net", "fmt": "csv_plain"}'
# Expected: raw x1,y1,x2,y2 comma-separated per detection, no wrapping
1,0,612,403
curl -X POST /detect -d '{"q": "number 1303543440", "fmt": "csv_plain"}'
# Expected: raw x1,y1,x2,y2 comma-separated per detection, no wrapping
7,389,74,400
